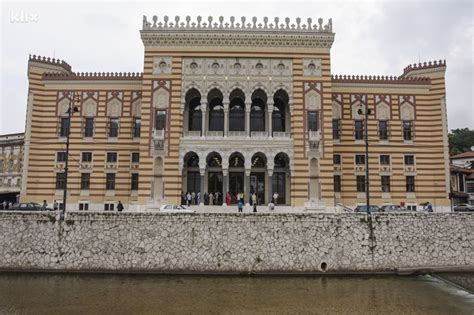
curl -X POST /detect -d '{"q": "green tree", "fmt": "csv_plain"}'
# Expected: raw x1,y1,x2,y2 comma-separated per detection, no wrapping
448,128,474,156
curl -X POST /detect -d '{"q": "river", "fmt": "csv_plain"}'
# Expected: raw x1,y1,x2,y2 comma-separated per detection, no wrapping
0,273,472,314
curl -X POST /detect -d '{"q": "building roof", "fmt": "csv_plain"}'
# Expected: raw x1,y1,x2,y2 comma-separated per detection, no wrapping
451,151,474,159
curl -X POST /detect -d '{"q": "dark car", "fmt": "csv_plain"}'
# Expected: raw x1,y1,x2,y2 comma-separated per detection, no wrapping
354,205,380,213
453,204,474,212
380,205,408,212
8,203,50,211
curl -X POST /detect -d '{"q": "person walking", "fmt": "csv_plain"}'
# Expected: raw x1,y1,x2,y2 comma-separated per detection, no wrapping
226,192,231,206
273,192,279,205
426,202,433,213
2,200,7,210
197,191,201,205
204,192,209,205
117,201,124,212
215,192,220,205
252,193,257,212
191,192,196,205
41,200,48,210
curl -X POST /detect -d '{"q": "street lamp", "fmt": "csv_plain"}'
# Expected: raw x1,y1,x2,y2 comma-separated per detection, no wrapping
357,105,372,214
61,92,80,221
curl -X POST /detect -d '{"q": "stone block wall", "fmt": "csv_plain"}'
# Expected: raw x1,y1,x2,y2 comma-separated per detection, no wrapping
0,212,472,273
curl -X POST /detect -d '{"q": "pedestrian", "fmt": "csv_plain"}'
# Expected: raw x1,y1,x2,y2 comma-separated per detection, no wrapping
215,192,220,205
253,198,257,213
53,201,58,211
252,192,257,206
238,200,243,213
8,202,12,209
191,192,196,205
204,192,209,205
273,192,279,205
240,192,244,204
209,192,214,205
186,192,192,207
426,202,433,213
2,200,6,210
181,191,186,205
197,191,201,205
41,200,48,210
226,192,231,206
268,202,275,212
117,201,124,212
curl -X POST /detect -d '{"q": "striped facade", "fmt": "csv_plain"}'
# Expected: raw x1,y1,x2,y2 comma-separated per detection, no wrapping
20,16,450,211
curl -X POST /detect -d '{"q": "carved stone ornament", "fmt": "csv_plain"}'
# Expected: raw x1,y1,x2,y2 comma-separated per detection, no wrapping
303,59,322,77
83,99,97,117
107,99,122,117
153,56,172,75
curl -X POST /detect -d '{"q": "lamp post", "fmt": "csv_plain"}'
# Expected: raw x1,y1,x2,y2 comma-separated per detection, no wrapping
61,93,80,221
358,105,372,214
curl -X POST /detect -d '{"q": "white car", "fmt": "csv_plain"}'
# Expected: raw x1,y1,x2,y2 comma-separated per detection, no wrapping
159,204,195,213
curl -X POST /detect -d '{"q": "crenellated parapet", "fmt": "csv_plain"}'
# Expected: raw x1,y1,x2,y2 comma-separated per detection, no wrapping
141,16,335,49
28,54,72,72
142,15,333,33
331,74,431,85
402,59,446,76
42,72,143,81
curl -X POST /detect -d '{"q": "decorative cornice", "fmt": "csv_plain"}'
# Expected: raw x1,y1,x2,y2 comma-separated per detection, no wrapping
42,72,143,81
143,16,332,33
29,54,72,72
402,59,446,76
141,16,335,49
331,74,431,85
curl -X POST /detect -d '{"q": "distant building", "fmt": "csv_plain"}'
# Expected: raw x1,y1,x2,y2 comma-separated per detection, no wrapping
0,133,24,203
20,15,451,211
450,151,474,205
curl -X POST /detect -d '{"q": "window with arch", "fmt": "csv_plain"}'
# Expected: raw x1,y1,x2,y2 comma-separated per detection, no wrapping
273,89,289,133
208,89,224,132
229,89,245,131
207,153,222,168
186,89,202,132
251,89,267,132
229,154,244,167
251,154,266,168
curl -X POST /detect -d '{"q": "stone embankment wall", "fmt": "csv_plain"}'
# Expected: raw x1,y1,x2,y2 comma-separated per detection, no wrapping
0,212,472,273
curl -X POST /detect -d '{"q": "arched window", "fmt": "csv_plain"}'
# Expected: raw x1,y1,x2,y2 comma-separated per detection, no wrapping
251,153,267,168
274,153,288,168
185,153,199,168
229,89,245,131
207,153,222,168
273,89,289,132
251,89,267,132
185,89,202,131
208,89,224,131
229,153,244,167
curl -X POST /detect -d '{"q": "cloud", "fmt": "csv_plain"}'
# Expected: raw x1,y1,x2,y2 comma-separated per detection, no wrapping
1,1,472,134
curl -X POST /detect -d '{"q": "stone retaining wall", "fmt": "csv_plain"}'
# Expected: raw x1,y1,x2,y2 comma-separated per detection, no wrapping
0,212,472,273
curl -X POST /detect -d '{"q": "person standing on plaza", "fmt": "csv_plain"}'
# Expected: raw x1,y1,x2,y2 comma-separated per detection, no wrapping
226,192,231,206
252,193,257,207
41,200,48,210
209,192,214,205
186,192,192,207
2,200,7,210
197,191,201,205
117,201,124,212
53,201,58,211
238,199,243,213
273,192,279,205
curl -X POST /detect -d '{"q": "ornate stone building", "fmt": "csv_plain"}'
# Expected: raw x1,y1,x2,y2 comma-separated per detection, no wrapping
0,133,24,203
21,16,450,211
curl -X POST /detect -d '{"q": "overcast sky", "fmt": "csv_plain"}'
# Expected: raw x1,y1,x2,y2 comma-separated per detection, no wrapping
1,0,472,134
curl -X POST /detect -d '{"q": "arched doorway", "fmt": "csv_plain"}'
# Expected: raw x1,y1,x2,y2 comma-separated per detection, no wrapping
250,89,267,132
208,89,224,132
207,152,223,205
229,89,245,132
183,152,201,201
250,152,267,205
228,152,245,204
273,89,290,134
273,152,290,205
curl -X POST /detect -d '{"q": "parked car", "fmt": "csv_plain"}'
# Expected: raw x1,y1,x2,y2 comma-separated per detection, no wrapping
354,205,380,213
453,204,474,212
7,202,46,211
380,205,408,212
159,204,195,213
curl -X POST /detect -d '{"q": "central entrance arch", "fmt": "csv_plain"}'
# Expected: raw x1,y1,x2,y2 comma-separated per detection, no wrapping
207,152,223,205
228,152,245,204
250,152,267,205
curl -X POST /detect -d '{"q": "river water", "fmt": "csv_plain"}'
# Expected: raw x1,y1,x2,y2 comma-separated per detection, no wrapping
0,273,472,314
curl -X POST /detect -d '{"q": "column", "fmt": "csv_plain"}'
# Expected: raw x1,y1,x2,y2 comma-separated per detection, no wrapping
199,170,205,206
268,102,274,138
245,102,251,138
244,169,251,206
201,102,207,137
223,102,229,137
222,168,228,206
267,166,274,205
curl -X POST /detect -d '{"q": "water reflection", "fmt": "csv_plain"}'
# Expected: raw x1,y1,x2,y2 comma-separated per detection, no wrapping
0,273,472,314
